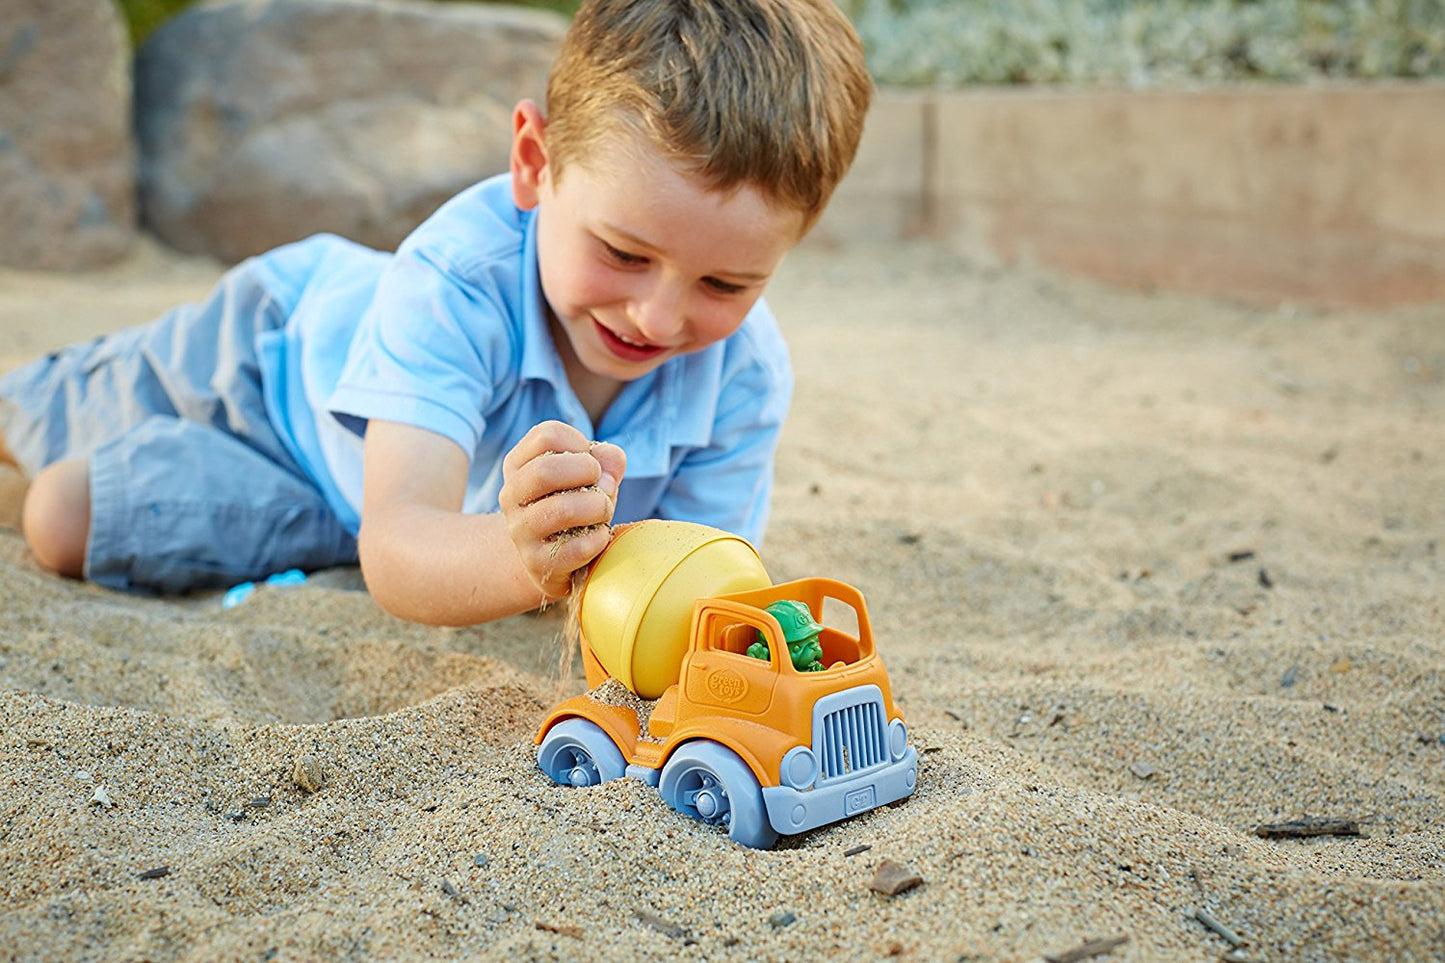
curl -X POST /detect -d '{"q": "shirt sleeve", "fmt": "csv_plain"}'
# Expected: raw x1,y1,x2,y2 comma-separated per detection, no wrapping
327,244,512,456
651,321,794,546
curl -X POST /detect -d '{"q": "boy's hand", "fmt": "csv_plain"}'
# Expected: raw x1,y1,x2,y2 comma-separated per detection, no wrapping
499,421,626,601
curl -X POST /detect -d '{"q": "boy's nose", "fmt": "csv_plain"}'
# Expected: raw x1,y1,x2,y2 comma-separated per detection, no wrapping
628,279,686,344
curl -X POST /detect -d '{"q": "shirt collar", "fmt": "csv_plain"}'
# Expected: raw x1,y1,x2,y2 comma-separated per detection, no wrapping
517,209,562,385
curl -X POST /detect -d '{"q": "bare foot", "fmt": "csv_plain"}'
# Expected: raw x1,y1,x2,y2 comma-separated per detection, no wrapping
0,464,27,530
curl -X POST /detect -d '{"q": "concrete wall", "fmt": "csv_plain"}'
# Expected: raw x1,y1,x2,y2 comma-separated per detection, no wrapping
813,83,1445,308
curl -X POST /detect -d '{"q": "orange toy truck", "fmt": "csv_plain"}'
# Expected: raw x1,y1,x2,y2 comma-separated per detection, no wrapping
535,521,918,849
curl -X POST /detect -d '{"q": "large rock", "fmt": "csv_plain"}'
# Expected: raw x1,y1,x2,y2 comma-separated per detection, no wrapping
0,0,137,270
134,0,567,263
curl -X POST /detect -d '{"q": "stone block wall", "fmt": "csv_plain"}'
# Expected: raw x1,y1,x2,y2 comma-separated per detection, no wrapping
815,84,1445,308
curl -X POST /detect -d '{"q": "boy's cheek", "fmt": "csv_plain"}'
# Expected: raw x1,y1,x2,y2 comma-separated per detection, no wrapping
703,316,750,348
686,301,753,347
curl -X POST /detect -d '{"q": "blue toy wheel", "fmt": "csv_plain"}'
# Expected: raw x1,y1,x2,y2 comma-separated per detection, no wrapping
658,741,778,849
537,718,626,787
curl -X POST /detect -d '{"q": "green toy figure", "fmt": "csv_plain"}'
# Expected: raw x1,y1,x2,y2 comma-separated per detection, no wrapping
747,600,826,672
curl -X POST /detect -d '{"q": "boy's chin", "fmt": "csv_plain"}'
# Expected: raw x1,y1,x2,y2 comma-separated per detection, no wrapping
586,359,666,382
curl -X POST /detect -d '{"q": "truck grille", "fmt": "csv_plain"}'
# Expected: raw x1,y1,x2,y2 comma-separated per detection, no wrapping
817,697,888,781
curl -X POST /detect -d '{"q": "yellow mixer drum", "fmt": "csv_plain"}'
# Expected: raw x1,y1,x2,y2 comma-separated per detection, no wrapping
579,520,771,699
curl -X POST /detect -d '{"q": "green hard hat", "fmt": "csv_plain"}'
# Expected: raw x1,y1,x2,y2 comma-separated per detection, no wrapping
765,600,822,643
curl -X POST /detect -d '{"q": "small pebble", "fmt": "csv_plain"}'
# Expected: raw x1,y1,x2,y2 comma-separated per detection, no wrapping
90,786,114,808
1129,762,1157,780
769,911,797,929
293,755,325,793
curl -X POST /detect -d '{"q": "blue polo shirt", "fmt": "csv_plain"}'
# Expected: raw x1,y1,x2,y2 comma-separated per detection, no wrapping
250,175,792,545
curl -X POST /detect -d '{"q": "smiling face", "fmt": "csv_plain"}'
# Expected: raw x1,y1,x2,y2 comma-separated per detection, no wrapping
509,101,807,421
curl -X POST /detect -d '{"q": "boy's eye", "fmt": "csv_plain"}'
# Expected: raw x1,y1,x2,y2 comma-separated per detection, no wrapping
603,242,646,266
703,277,746,295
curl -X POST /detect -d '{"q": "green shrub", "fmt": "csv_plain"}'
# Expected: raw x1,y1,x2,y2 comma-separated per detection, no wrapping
843,0,1445,86
120,0,1444,83
118,0,578,46
118,0,187,44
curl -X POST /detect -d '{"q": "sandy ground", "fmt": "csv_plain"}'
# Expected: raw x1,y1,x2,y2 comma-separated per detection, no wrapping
0,237,1442,962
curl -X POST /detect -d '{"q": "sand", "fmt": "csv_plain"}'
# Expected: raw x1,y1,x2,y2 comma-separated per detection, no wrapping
1,238,1442,961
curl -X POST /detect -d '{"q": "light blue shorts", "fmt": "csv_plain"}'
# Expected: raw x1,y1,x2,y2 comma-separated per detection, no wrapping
0,260,357,593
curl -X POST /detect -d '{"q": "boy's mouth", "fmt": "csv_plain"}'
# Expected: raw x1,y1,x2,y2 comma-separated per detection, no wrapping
595,320,668,363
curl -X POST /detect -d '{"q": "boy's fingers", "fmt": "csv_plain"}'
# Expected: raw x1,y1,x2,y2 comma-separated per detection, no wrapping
527,531,609,600
542,522,611,574
510,495,614,600
515,485,614,540
503,450,604,511
589,441,626,494
502,420,592,475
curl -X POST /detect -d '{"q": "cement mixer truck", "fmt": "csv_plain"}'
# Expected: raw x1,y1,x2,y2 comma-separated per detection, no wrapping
535,520,918,849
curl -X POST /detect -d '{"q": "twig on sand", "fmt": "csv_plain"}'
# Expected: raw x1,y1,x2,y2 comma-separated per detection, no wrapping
1044,934,1129,963
1253,817,1363,839
634,909,690,942
1194,907,1245,948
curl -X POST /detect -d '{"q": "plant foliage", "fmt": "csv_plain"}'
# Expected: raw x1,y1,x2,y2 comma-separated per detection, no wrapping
843,0,1445,86
119,0,1444,83
117,0,579,46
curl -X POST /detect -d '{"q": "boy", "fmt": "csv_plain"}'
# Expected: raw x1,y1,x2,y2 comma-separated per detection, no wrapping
0,0,873,626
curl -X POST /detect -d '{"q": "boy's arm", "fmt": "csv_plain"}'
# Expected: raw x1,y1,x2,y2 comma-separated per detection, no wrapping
357,419,622,626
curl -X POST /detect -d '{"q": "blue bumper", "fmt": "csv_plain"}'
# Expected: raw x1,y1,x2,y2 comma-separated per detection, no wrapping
761,747,918,836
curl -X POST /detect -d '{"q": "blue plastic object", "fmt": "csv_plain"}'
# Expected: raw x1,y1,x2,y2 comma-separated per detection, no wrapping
221,582,257,609
266,569,308,588
658,741,777,849
222,568,307,609
759,684,918,836
537,718,626,787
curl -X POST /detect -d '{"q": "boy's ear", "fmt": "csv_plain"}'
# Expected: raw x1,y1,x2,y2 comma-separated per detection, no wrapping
510,99,549,211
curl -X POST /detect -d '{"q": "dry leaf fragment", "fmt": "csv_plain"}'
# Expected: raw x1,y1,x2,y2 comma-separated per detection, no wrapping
870,859,923,896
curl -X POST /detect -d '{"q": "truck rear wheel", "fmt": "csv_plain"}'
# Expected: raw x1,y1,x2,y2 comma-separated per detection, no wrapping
659,742,778,849
537,718,626,787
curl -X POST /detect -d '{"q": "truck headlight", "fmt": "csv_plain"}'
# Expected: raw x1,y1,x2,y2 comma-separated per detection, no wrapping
888,719,908,762
780,745,818,790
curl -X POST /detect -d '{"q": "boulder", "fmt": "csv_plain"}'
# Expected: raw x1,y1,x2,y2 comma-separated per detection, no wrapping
0,0,137,270
134,0,567,263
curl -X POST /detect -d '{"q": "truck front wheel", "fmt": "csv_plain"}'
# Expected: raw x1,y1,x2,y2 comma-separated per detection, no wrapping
659,742,778,849
538,718,626,787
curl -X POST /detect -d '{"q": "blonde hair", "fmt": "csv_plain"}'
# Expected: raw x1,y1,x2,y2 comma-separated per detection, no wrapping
544,0,873,231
